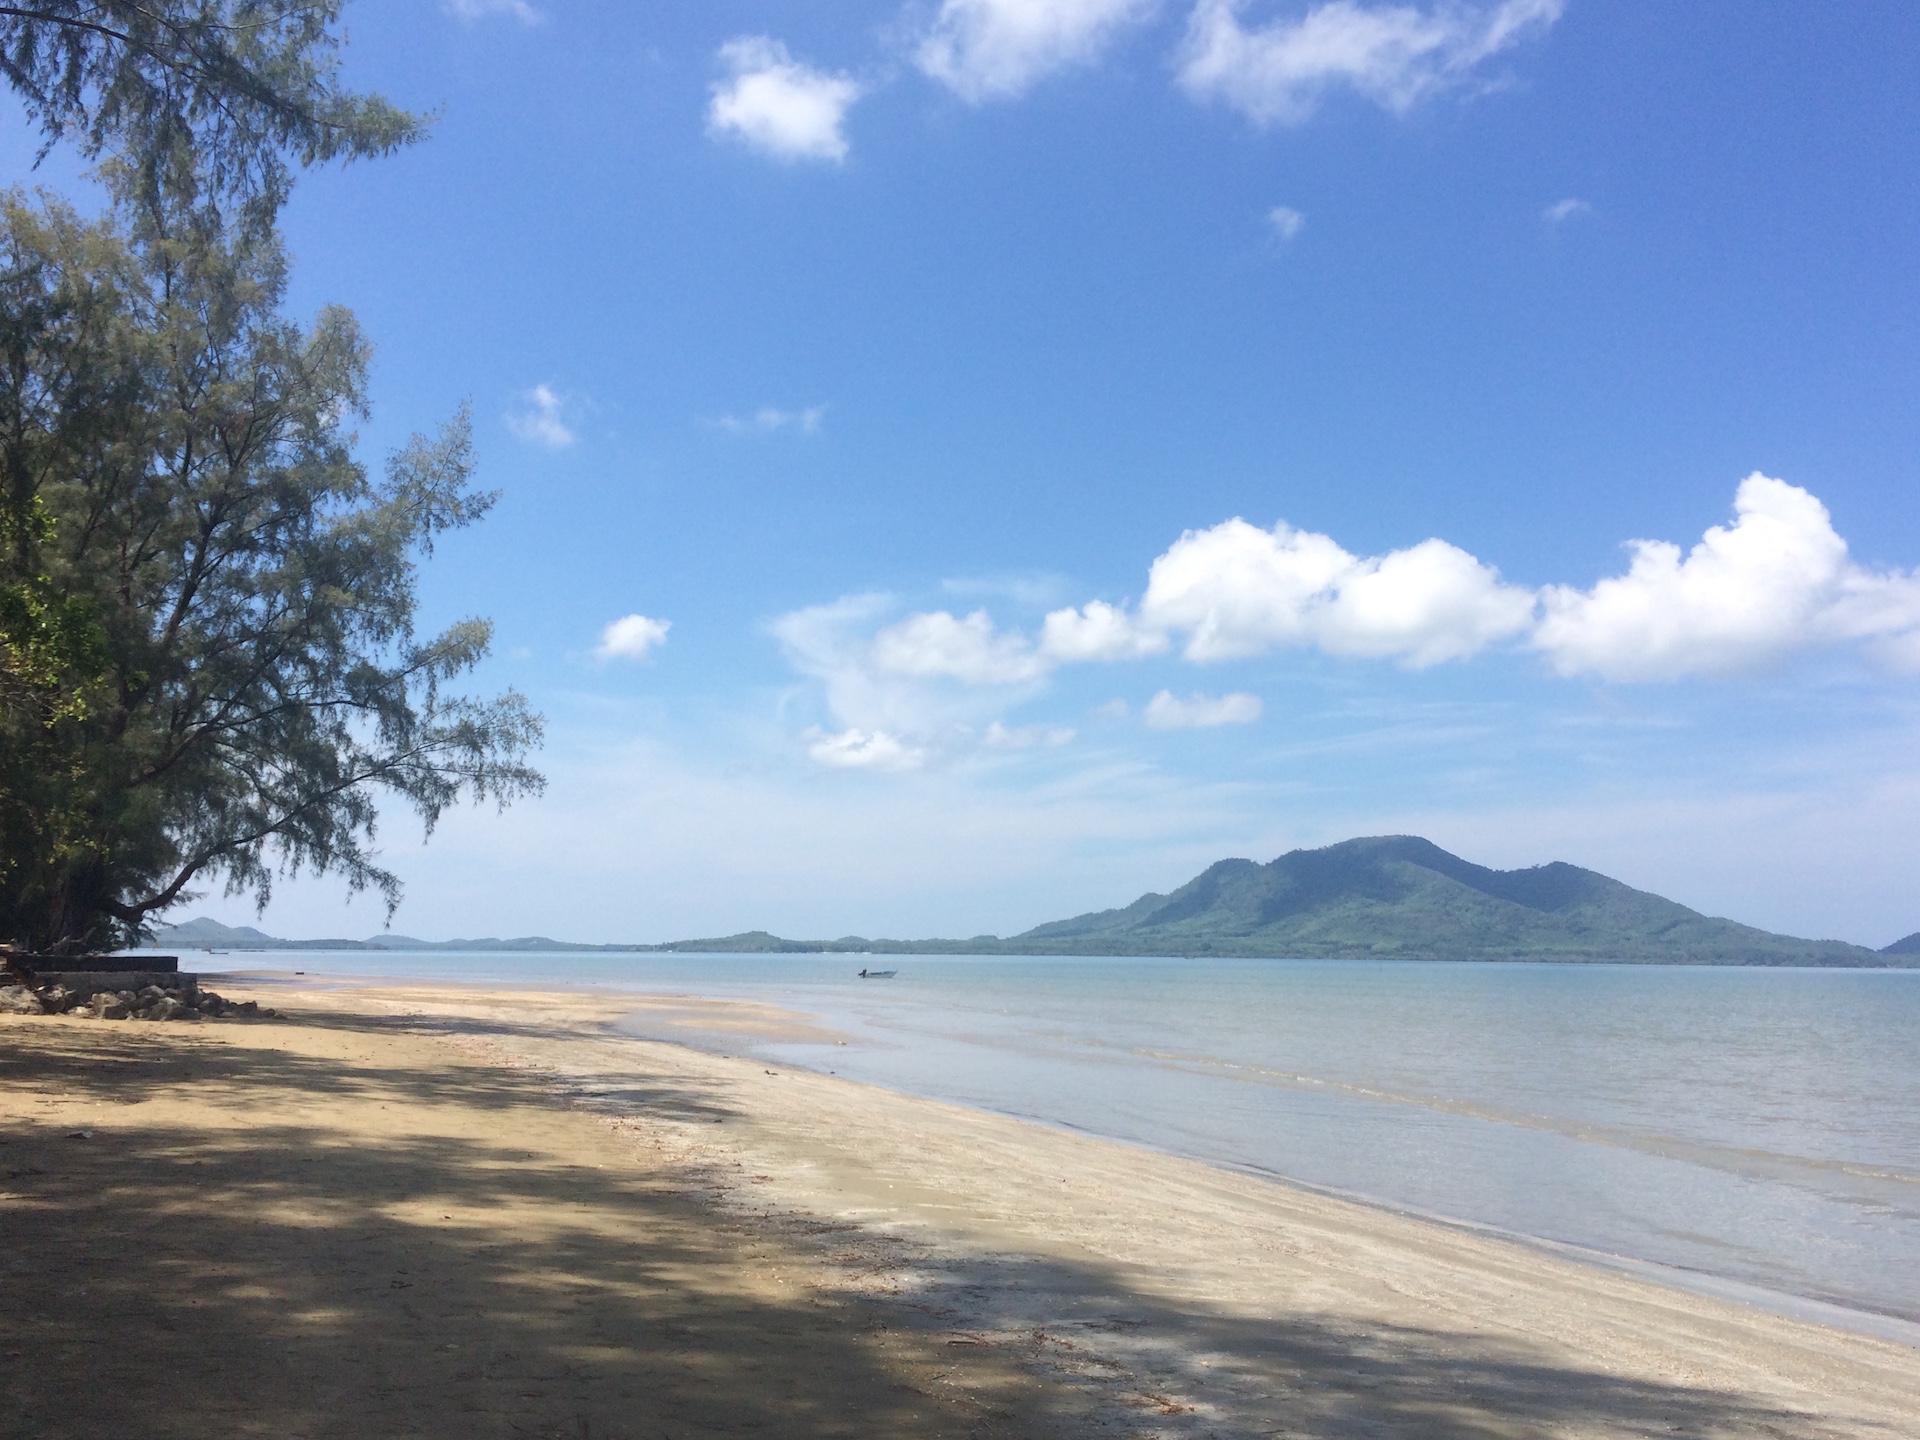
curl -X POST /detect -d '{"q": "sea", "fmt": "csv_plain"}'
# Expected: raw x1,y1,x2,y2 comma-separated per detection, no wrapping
205,950,1920,1334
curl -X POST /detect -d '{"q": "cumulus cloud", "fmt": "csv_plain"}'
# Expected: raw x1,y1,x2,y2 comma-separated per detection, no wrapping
1267,204,1306,239
1143,690,1264,728
596,614,671,661
714,405,826,435
772,477,1915,765
1178,0,1563,125
1543,196,1591,224
1082,517,1536,666
1534,474,1920,681
872,609,1050,684
507,383,575,448
1040,599,1171,662
807,727,925,770
709,37,861,162
917,0,1159,101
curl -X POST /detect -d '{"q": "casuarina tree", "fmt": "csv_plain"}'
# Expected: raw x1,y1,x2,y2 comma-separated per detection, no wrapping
0,6,544,953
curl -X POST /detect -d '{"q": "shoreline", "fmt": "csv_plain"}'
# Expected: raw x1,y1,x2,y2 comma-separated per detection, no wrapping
231,962,1920,1347
10,971,1919,1437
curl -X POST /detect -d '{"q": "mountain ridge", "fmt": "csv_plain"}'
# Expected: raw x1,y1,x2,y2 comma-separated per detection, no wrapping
147,836,1917,966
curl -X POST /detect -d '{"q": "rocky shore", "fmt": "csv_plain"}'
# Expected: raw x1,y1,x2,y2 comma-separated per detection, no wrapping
0,976,271,1021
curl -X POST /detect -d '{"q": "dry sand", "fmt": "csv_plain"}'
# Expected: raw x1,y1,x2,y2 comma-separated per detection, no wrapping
3,975,1916,1439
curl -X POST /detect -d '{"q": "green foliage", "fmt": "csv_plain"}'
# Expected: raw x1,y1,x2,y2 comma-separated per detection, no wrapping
0,190,542,954
0,2,422,231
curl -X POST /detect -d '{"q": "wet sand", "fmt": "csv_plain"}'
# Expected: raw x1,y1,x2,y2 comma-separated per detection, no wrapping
2,975,1915,1438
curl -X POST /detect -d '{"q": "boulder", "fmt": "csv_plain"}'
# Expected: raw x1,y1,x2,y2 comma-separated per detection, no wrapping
94,995,130,1020
0,985,44,1015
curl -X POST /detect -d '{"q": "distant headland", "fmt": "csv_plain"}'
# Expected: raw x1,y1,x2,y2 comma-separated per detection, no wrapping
149,836,1918,967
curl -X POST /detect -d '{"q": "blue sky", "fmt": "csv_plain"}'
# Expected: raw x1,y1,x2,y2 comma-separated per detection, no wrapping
17,1,1920,944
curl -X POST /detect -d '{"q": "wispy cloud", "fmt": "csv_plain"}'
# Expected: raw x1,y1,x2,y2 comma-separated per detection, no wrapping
596,614,671,661
806,727,926,770
1179,0,1564,125
872,609,1051,685
1543,196,1591,224
1267,204,1306,239
771,595,1065,769
916,0,1160,101
443,0,541,23
709,37,861,162
507,383,575,448
1144,690,1263,729
983,720,1077,748
712,405,827,435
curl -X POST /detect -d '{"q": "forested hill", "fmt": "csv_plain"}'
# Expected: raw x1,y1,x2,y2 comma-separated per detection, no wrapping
152,837,1915,965
1004,836,1897,965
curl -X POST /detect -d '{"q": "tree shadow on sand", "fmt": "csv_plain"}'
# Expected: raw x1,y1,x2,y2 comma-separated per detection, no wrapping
0,1018,1873,1440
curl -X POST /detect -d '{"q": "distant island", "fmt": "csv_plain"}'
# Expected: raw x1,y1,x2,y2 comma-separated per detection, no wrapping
149,835,1918,967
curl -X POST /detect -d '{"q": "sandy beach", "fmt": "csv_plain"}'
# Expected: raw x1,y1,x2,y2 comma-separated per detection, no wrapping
3,975,1917,1439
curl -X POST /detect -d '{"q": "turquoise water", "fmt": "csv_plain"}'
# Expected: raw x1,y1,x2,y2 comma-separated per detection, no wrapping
222,951,1920,1325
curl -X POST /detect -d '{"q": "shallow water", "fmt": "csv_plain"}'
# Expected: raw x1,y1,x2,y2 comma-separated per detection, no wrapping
212,950,1920,1324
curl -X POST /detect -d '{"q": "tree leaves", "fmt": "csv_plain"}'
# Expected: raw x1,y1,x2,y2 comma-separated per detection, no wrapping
0,194,542,953
0,2,423,231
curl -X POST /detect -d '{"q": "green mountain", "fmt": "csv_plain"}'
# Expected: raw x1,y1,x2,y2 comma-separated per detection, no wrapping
146,837,1913,966
999,835,1894,965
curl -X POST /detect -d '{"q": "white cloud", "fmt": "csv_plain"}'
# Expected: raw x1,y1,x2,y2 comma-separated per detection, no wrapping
771,595,1052,753
444,0,541,23
1534,474,1920,681
709,37,861,162
715,405,827,435
1267,204,1305,239
1178,0,1563,125
1143,689,1264,728
872,609,1050,684
1113,517,1536,666
596,614,671,661
1543,196,1591,224
1040,599,1171,661
917,0,1159,101
806,727,925,770
507,383,575,449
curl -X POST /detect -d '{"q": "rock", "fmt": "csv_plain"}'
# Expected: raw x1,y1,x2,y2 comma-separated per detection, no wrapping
95,996,130,1020
149,996,186,1021
136,984,167,1004
235,1000,259,1016
0,985,44,1015
37,985,75,1014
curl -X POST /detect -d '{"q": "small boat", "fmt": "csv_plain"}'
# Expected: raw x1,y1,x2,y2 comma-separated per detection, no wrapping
857,968,897,979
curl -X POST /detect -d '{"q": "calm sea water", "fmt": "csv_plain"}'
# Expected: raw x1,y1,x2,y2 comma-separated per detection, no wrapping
215,951,1920,1327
